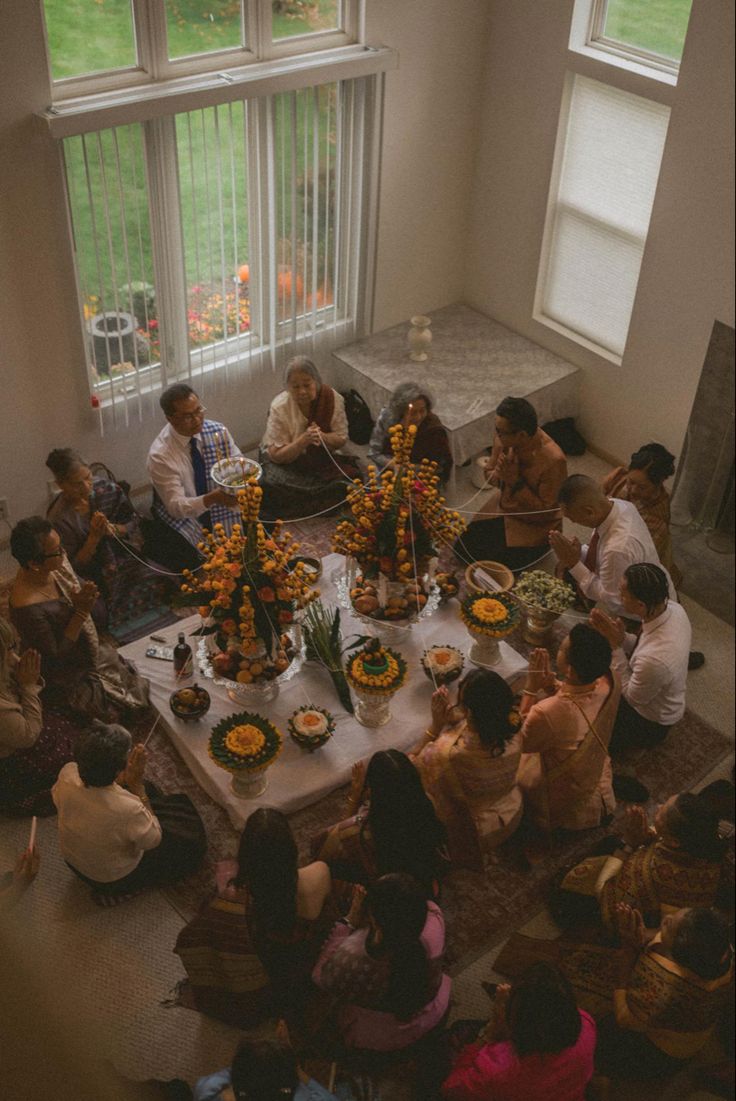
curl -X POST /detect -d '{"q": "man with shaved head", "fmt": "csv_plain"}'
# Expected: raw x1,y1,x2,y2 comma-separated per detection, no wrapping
549,474,675,616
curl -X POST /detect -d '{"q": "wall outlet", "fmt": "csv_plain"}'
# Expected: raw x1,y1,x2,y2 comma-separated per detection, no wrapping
0,498,8,522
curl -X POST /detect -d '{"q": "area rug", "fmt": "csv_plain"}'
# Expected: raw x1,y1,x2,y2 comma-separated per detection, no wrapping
143,706,731,972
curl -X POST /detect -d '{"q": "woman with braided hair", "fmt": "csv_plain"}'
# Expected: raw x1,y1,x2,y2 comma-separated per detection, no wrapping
590,562,691,754
602,443,682,588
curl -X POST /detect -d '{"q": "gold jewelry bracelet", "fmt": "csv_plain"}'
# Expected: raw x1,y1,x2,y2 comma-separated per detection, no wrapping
425,728,438,741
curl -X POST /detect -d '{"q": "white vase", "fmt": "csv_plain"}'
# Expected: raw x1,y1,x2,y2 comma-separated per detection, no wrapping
408,315,432,362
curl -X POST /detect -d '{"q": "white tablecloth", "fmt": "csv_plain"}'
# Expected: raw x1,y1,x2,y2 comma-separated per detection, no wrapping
331,303,580,467
121,554,528,829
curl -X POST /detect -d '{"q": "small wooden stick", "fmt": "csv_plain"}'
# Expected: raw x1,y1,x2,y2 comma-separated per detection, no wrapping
143,714,160,747
28,815,37,853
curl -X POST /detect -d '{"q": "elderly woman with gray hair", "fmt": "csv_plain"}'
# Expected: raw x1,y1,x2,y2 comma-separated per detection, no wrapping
368,381,452,482
259,356,361,518
52,723,205,900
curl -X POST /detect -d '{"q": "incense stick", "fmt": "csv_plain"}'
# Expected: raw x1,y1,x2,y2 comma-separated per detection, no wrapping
143,714,160,748
28,815,37,853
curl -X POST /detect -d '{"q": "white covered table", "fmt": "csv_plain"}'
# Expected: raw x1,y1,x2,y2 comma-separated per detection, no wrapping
121,554,528,829
331,303,580,467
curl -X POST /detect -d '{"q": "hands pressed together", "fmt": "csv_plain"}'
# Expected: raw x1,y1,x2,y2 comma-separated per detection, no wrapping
15,648,41,687
548,530,582,569
524,648,556,695
589,607,626,649
71,580,99,616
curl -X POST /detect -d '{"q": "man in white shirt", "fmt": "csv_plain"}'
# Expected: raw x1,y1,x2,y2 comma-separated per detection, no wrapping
147,383,242,570
53,726,162,887
591,562,691,755
549,475,676,616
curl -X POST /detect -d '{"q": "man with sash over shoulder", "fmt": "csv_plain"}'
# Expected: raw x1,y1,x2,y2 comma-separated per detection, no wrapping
147,383,242,571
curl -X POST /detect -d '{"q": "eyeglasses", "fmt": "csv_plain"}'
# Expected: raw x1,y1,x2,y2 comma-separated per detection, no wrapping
174,406,207,422
41,549,63,559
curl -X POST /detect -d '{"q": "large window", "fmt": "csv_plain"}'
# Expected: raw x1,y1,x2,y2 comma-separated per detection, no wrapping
534,74,670,362
63,78,377,410
41,1,392,419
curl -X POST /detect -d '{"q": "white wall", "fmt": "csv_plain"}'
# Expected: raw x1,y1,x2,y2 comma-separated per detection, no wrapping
0,0,490,529
464,0,735,464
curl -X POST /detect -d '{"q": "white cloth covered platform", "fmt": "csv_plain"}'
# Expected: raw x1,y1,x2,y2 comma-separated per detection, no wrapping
121,554,528,829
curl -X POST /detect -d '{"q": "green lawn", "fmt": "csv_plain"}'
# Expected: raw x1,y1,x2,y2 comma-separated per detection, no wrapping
603,0,692,62
44,0,338,81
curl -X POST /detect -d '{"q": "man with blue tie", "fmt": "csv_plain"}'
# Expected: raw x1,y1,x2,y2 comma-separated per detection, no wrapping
147,384,242,571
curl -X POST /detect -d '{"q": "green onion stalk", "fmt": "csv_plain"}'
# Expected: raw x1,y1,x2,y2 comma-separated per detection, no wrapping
302,601,355,715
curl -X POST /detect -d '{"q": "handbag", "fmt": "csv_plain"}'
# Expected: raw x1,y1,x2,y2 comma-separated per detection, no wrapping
340,388,375,445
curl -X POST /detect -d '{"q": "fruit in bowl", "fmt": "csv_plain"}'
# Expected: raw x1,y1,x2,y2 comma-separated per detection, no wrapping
170,683,211,720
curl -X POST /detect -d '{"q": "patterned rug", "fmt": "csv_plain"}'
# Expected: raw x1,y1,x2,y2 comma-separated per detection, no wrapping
144,705,731,973
131,512,732,972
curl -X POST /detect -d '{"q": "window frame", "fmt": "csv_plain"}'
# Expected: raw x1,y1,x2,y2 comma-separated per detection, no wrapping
43,0,361,102
58,71,389,406
569,0,688,87
533,70,671,364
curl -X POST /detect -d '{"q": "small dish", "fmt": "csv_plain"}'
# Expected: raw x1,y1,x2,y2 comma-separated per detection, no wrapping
169,683,211,721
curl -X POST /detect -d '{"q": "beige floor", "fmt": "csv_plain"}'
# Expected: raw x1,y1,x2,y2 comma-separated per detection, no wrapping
0,450,732,1098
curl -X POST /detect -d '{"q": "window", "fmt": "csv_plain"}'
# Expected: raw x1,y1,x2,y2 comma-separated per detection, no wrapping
43,0,360,100
63,78,379,413
570,0,693,83
40,1,394,419
534,74,670,362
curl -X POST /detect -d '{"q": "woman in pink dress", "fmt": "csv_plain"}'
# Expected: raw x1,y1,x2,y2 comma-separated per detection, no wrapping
442,962,596,1101
312,873,451,1054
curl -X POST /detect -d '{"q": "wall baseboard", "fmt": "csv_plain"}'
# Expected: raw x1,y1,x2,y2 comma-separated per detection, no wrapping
584,440,625,468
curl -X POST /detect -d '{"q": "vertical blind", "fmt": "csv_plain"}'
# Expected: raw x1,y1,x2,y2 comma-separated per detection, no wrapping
538,74,670,359
63,77,373,427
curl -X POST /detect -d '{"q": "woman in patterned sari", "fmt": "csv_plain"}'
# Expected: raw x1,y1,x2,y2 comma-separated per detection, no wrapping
557,792,727,936
602,442,682,588
412,669,523,870
596,904,733,1078
175,807,335,1029
8,518,149,724
259,357,360,519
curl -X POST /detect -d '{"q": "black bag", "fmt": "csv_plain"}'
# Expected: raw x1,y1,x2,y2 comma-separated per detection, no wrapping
341,388,374,445
542,417,586,456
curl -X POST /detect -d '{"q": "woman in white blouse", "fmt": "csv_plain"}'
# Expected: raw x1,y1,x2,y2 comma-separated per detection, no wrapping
259,357,360,519
52,723,205,899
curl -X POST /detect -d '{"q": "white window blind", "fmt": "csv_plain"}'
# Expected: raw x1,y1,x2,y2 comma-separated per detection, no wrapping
63,76,378,428
536,74,670,360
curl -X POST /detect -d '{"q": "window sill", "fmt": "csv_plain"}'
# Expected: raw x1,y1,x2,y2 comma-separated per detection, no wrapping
568,41,678,87
41,44,398,138
532,311,623,367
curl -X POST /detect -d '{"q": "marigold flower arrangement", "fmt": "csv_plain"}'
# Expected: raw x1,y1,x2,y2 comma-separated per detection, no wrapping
209,712,283,774
460,591,520,639
333,424,466,617
178,480,317,685
288,705,336,751
345,638,408,697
